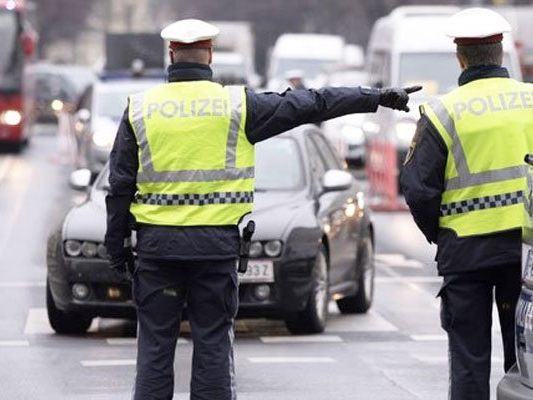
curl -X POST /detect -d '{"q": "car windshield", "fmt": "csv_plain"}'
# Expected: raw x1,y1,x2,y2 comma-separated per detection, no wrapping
0,10,21,91
274,58,337,80
255,137,304,191
399,52,514,95
97,137,305,192
94,83,156,121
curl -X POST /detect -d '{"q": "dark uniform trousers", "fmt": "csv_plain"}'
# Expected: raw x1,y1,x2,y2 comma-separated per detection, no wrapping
132,258,239,400
439,263,521,400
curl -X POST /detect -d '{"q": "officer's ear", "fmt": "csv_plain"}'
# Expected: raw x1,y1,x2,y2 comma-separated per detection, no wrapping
208,47,213,65
456,52,466,71
169,50,175,65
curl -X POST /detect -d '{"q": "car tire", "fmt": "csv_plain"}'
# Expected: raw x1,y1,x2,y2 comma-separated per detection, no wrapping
285,245,329,334
46,280,93,335
336,235,375,314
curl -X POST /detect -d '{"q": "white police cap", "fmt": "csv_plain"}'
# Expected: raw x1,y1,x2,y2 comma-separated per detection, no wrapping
161,19,219,45
445,8,511,41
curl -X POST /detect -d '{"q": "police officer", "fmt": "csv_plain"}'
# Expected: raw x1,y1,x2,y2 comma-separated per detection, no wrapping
105,18,420,400
400,8,533,400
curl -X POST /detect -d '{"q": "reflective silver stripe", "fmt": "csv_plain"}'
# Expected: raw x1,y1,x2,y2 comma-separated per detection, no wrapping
445,165,530,191
130,86,251,183
137,167,254,183
130,93,155,173
429,99,470,178
429,99,529,190
135,191,254,206
440,190,524,217
225,86,243,169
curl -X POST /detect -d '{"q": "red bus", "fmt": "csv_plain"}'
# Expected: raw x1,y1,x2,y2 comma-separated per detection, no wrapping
0,0,36,150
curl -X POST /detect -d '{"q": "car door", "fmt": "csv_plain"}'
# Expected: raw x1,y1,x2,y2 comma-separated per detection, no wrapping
310,132,361,288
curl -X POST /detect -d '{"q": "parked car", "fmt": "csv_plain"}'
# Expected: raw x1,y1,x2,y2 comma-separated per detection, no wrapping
46,125,375,335
73,78,161,175
497,158,533,399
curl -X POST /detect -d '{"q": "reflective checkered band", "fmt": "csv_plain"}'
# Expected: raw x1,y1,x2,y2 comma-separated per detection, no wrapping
440,191,524,217
135,191,254,206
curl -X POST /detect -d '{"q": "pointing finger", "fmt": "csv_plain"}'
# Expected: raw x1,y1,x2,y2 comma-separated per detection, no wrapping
404,86,423,94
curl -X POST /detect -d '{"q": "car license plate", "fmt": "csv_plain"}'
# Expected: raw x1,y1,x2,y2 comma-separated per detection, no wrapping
239,260,274,283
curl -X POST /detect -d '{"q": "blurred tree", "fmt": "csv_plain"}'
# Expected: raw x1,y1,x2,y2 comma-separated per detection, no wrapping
34,0,96,57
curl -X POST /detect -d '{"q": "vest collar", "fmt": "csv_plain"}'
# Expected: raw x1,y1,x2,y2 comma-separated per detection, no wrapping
458,65,510,87
167,62,213,82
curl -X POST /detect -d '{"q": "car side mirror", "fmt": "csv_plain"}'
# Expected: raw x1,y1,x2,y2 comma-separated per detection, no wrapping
69,168,92,191
321,169,353,194
76,108,91,124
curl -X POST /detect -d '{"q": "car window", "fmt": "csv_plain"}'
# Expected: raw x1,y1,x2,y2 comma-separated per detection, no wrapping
305,137,328,187
311,133,344,170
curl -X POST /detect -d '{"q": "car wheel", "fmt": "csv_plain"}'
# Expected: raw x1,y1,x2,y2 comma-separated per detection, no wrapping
336,235,375,314
46,280,93,335
285,245,329,334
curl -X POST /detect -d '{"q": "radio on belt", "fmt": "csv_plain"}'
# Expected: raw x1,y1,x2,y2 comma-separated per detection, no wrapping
238,220,255,273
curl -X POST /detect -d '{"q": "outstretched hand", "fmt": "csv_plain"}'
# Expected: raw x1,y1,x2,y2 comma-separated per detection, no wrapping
379,85,422,112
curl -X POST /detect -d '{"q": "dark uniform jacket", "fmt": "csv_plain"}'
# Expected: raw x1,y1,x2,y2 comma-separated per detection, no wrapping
400,65,521,276
105,62,381,261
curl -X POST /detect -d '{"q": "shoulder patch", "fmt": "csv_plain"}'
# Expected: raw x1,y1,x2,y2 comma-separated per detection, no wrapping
403,124,423,166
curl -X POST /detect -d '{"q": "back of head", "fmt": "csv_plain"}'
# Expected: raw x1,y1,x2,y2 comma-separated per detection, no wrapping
456,42,503,68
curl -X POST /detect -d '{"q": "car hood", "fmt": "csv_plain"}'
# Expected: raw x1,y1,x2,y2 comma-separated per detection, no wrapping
62,199,107,242
242,190,314,241
63,188,312,243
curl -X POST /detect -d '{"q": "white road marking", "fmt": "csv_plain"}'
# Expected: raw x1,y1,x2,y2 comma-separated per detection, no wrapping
260,335,343,344
106,337,188,346
24,308,98,335
375,253,424,269
0,156,14,184
376,276,442,284
0,281,46,288
413,355,503,365
81,359,136,367
248,356,336,364
0,158,31,257
410,334,447,342
0,340,29,347
326,308,399,332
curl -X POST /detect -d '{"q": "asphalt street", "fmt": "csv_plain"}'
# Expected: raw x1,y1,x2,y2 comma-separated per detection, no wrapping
0,127,506,400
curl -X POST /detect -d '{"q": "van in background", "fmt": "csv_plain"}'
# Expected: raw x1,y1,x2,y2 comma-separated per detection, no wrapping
267,33,345,91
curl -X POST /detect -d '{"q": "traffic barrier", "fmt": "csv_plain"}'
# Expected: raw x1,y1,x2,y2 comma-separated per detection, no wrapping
365,138,408,212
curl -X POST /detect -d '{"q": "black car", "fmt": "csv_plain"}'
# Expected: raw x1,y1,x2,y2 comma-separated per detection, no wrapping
46,125,375,334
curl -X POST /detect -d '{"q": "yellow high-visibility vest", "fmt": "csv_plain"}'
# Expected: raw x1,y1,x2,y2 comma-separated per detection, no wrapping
128,81,254,226
422,77,533,237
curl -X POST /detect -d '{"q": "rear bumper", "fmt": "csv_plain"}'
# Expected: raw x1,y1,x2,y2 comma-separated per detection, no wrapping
497,365,533,400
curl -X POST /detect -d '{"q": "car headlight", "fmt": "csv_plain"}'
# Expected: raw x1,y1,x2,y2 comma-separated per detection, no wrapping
264,240,282,257
395,120,417,145
51,99,64,112
92,130,116,149
81,242,98,258
0,110,22,126
341,125,365,146
249,242,263,258
97,243,108,259
64,240,82,257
